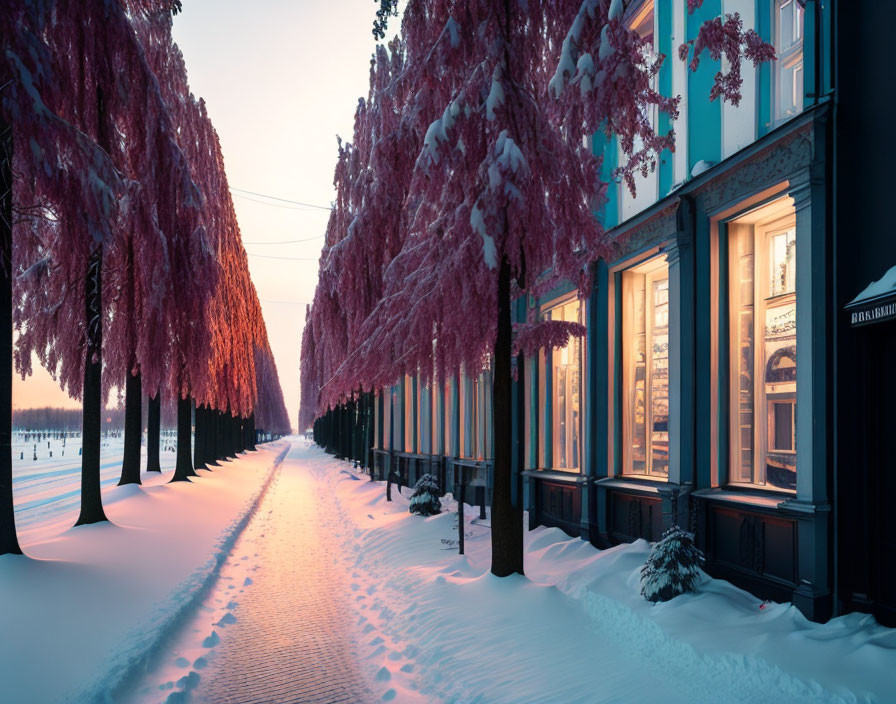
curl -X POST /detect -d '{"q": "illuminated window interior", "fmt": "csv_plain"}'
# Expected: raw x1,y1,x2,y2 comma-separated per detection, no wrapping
540,298,582,471
728,196,797,491
622,256,669,478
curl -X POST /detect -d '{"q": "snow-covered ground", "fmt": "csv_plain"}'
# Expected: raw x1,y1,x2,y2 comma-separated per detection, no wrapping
319,447,896,704
0,436,289,703
4,438,895,703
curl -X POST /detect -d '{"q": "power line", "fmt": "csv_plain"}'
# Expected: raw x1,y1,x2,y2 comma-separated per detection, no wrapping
247,253,319,261
231,192,327,212
229,187,333,211
243,235,324,245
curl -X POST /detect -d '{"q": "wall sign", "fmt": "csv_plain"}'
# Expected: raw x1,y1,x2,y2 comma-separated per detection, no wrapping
848,299,896,327
846,265,896,327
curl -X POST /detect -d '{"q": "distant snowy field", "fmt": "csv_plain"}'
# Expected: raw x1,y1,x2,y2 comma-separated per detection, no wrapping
11,433,177,541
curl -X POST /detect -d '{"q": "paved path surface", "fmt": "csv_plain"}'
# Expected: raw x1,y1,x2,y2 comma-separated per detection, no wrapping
129,439,375,704
194,440,374,704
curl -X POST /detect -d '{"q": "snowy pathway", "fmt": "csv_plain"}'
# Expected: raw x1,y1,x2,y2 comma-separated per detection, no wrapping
127,439,375,704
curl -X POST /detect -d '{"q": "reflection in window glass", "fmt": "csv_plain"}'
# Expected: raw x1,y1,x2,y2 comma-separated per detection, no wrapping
729,207,797,490
775,0,804,121
623,258,669,478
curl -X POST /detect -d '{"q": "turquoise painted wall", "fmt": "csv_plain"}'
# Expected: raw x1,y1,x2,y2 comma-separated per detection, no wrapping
657,0,674,196
756,0,773,136
593,129,620,229
687,0,722,172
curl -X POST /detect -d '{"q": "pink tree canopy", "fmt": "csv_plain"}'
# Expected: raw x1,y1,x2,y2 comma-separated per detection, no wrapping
5,0,287,426
299,0,774,426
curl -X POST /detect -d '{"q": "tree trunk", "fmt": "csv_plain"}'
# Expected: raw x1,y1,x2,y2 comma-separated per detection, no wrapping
75,245,108,526
231,414,239,455
458,480,465,556
490,255,523,576
206,406,220,466
0,116,22,554
146,393,161,472
193,401,207,471
217,409,227,461
246,414,255,451
170,395,194,482
76,85,111,527
118,369,142,485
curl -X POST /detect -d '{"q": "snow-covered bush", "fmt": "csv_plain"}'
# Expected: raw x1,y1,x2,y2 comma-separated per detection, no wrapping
409,474,441,517
640,526,705,603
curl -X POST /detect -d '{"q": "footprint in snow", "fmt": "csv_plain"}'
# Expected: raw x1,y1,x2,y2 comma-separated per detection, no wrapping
201,631,220,648
176,671,200,690
215,612,237,626
375,667,391,682
243,577,253,586
382,688,397,701
174,657,190,668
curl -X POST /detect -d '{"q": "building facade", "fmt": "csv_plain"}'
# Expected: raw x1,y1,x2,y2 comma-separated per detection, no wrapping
363,0,896,627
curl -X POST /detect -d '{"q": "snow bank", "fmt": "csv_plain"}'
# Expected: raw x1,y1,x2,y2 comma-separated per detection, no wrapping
0,439,289,703
319,448,895,703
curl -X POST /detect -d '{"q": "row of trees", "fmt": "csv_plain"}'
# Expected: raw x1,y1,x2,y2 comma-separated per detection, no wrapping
300,0,773,576
1,0,291,555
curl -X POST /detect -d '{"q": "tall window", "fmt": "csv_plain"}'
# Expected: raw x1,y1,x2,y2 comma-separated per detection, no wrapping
540,298,582,471
431,379,441,455
459,371,491,460
404,375,415,452
729,199,797,490
444,379,453,456
624,0,654,43
775,0,804,121
418,380,429,454
618,0,657,220
622,257,669,477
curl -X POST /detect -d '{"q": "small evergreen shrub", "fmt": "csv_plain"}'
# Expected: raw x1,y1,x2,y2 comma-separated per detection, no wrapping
409,474,441,516
640,526,705,603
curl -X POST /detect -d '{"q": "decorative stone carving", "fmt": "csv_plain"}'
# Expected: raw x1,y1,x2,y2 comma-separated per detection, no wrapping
697,124,814,214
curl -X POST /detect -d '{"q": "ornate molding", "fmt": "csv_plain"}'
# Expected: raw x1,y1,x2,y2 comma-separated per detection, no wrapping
609,201,679,261
697,124,814,214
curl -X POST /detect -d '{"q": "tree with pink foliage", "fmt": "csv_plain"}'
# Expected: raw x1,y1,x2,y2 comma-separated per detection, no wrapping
2,0,290,548
301,0,775,577
4,0,203,529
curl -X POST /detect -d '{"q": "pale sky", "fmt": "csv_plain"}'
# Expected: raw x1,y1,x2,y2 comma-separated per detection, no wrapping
14,0,386,428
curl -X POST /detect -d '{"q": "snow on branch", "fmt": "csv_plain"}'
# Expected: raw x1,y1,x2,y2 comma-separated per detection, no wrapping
512,319,586,358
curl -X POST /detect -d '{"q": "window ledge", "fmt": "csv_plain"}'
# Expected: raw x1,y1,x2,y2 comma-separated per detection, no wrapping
595,477,665,495
691,487,791,510
522,469,587,484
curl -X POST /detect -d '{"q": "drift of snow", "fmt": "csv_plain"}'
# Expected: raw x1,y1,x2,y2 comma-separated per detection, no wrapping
849,264,896,304
319,446,896,704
